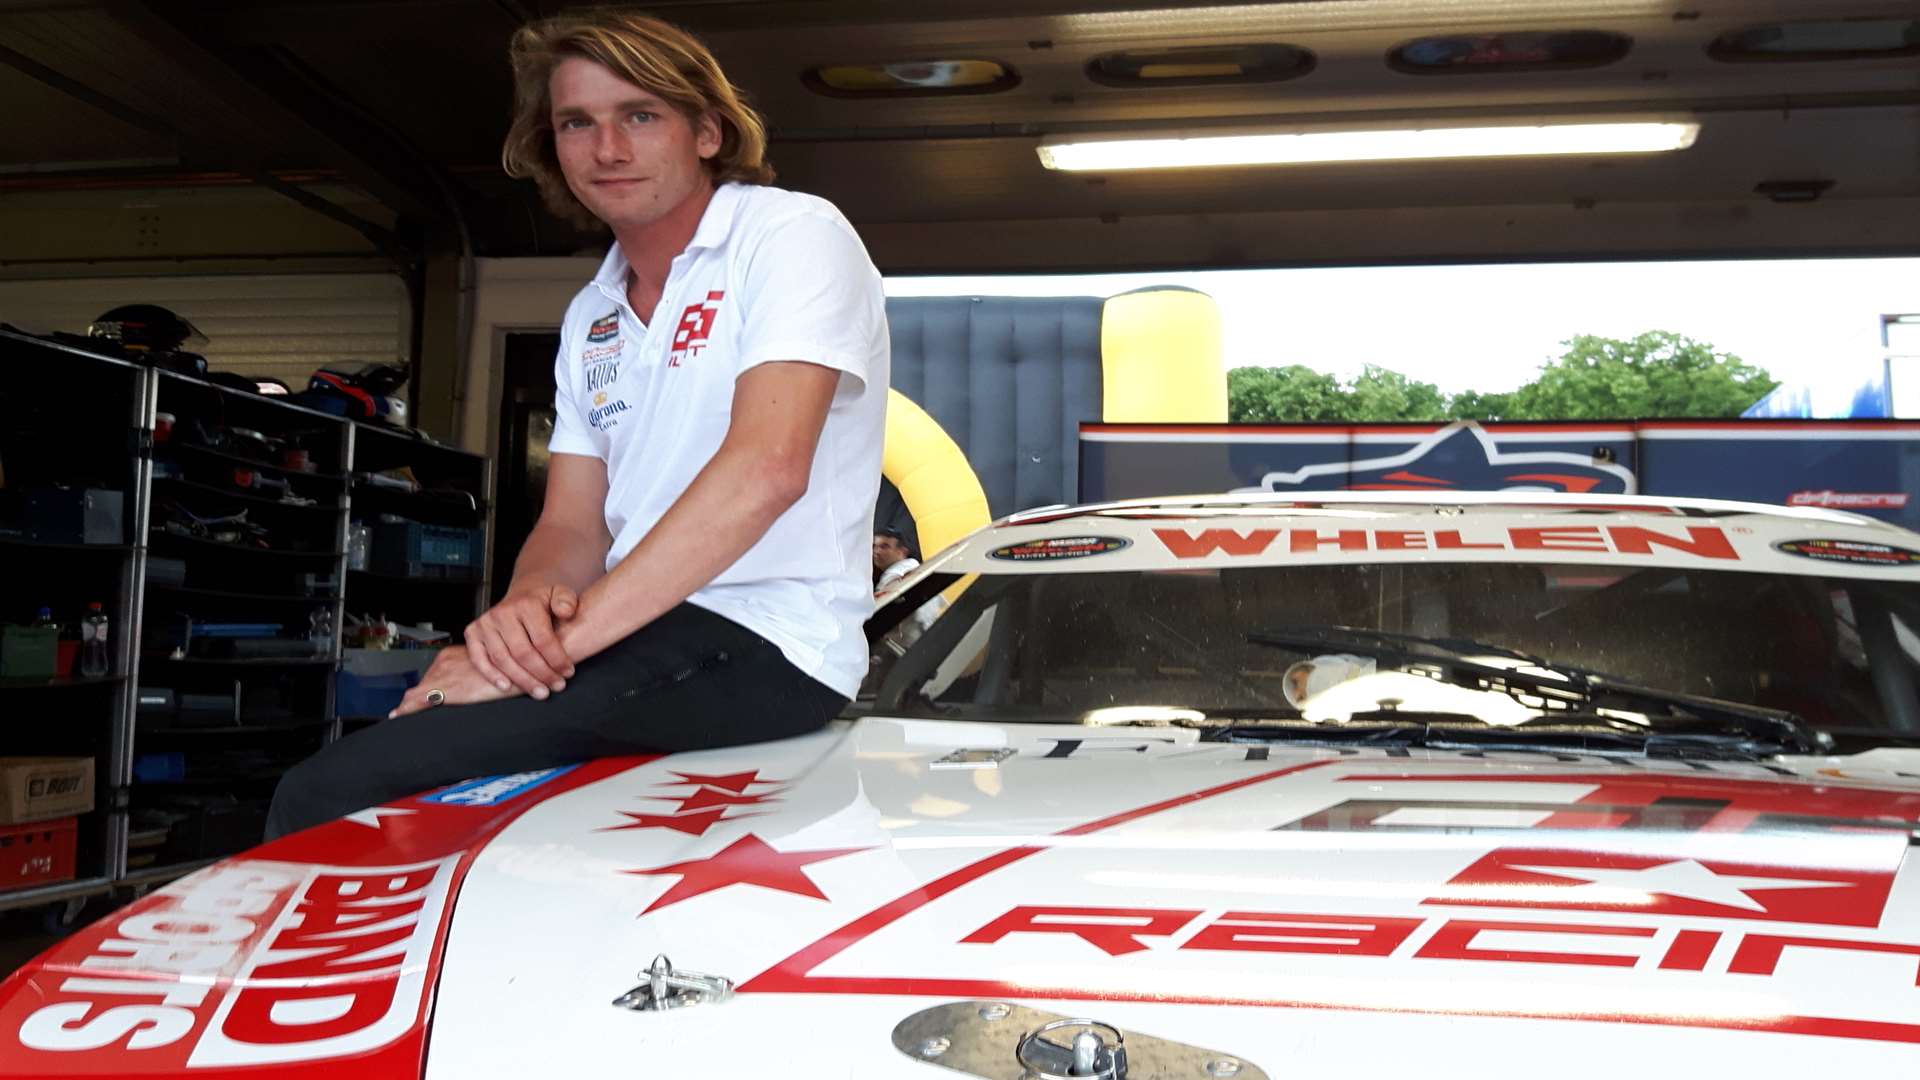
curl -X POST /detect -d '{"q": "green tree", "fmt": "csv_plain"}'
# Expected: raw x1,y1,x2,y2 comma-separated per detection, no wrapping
1228,364,1449,422
1347,365,1449,421
1227,365,1348,422
1445,390,1516,422
1503,332,1777,419
1226,332,1775,423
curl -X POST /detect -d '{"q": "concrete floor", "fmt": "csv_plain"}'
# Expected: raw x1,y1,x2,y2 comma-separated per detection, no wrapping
1,915,63,977
1,896,128,979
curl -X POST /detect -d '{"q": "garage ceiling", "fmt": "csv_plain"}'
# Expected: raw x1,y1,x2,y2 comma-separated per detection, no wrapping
1,0,1917,271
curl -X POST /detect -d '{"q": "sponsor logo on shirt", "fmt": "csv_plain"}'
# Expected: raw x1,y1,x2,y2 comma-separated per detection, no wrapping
583,309,625,367
669,290,724,367
587,390,632,432
585,359,620,393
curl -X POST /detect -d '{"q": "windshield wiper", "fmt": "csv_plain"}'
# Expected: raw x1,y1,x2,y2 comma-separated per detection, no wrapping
1189,713,1801,761
1081,706,1812,760
1248,624,1827,755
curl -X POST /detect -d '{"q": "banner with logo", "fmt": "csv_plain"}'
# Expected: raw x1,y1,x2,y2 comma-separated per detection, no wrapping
1079,420,1920,530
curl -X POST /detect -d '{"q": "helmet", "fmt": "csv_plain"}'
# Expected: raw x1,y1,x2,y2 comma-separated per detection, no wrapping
293,362,411,424
86,304,208,353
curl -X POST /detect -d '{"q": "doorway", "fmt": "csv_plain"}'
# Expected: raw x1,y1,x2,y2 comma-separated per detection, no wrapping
492,331,561,604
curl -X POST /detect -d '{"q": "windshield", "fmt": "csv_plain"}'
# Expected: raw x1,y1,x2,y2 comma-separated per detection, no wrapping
867,562,1920,750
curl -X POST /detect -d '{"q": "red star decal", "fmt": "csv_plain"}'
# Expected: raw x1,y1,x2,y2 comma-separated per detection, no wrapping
658,786,780,812
598,807,762,836
623,833,873,913
663,770,779,793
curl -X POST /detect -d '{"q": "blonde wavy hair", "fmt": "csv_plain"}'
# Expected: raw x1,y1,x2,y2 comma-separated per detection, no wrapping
502,10,774,229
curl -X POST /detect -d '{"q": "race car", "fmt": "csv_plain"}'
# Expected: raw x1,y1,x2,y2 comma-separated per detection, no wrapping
6,491,1920,1079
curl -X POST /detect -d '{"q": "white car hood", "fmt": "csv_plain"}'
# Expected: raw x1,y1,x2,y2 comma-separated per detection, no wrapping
7,718,1920,1079
422,719,1920,1079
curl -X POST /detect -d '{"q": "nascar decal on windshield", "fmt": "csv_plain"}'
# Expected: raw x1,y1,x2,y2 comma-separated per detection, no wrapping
1774,538,1920,566
988,535,1132,562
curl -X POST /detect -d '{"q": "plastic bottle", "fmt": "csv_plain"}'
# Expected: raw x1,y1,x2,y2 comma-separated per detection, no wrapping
80,602,110,678
308,606,334,655
346,520,371,571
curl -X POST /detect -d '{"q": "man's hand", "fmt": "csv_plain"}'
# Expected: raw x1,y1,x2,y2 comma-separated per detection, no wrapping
557,577,639,664
391,645,522,717
462,584,580,699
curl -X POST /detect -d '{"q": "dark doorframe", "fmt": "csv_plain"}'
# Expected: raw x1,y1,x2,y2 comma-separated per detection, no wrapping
492,331,562,604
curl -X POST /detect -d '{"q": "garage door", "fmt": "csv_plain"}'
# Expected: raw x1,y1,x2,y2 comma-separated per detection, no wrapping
0,273,410,390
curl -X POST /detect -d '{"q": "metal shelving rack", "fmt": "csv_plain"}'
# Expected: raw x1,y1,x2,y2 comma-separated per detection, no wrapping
122,366,349,884
0,331,149,916
336,421,492,733
0,328,489,914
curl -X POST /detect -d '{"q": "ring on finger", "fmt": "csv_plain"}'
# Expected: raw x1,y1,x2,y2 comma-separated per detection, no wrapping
425,688,446,707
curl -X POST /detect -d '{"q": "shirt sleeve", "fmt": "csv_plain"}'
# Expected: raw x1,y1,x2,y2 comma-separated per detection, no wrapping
876,558,918,591
546,322,602,459
734,211,885,390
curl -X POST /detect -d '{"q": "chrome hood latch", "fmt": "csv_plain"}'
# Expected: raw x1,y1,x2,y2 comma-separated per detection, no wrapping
611,954,734,1012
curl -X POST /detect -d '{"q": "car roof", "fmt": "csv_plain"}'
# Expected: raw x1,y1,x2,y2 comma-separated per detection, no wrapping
868,491,1920,592
1000,490,1893,530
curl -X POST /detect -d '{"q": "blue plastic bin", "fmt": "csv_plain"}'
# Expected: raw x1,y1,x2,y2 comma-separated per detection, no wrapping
335,669,419,719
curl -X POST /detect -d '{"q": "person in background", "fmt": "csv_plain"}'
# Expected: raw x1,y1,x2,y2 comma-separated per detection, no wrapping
873,527,917,589
872,527,945,658
267,9,887,837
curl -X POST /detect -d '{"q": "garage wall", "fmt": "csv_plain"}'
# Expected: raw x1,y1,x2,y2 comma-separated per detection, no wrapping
0,273,410,390
461,257,598,453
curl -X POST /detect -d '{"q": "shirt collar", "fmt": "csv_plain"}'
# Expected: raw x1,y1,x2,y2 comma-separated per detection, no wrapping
686,181,745,253
591,181,746,298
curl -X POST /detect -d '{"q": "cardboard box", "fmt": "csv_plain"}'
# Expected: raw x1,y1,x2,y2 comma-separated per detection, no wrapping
24,487,124,544
0,816,77,892
0,757,95,824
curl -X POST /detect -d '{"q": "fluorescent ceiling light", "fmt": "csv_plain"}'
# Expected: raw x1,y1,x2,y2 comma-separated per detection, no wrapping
1036,121,1700,171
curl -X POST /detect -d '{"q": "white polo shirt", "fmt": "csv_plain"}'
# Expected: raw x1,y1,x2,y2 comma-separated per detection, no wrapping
547,182,889,698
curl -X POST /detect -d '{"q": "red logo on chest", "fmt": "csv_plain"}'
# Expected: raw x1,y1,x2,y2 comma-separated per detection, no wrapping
669,290,724,367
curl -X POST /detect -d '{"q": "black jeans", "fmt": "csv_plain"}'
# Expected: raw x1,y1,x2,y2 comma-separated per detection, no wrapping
266,603,846,837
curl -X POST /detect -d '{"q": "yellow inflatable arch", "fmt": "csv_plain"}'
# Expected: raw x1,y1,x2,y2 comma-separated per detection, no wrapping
882,388,991,561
